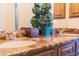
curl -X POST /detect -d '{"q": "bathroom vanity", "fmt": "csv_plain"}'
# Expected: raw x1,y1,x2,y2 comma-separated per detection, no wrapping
0,35,79,56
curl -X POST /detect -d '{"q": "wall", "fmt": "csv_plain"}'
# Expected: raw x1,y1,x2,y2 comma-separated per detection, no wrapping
0,3,79,32
6,3,15,32
0,3,15,32
0,4,7,31
18,3,34,29
0,3,33,32
54,4,79,29
18,3,79,29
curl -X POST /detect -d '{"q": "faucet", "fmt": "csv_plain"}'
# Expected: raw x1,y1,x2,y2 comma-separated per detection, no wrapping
59,29,67,36
58,29,67,43
12,31,17,40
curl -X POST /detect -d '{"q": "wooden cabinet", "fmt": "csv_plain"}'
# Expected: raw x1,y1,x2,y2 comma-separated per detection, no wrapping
75,40,79,56
54,3,66,19
34,47,57,56
69,3,79,18
58,43,75,56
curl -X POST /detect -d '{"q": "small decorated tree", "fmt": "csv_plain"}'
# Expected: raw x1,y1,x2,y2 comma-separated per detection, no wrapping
31,3,52,37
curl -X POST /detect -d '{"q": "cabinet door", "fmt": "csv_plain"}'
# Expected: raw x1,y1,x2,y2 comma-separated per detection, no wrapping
54,3,66,19
76,41,79,56
69,3,79,18
58,44,75,56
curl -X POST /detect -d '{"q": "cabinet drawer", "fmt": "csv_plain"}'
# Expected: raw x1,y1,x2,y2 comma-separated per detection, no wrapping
58,44,75,56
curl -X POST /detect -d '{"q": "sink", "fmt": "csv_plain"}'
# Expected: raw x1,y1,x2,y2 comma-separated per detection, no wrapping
0,41,37,48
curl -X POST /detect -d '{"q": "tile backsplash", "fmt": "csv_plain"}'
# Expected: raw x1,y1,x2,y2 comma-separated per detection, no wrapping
55,28,79,34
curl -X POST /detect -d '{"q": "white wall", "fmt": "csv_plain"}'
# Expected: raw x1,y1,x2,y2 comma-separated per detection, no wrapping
18,3,34,28
0,4,7,31
6,3,15,32
67,18,79,29
0,3,15,32
54,4,79,29
0,3,33,32
53,3,69,28
1,3,79,32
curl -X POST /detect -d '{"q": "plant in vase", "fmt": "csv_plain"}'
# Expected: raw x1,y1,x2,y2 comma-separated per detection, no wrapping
31,3,52,37
31,3,42,30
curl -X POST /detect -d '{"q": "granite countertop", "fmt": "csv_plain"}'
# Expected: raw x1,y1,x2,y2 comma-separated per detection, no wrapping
0,35,79,56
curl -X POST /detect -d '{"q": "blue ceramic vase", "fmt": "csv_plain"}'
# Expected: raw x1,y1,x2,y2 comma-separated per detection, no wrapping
41,25,52,37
